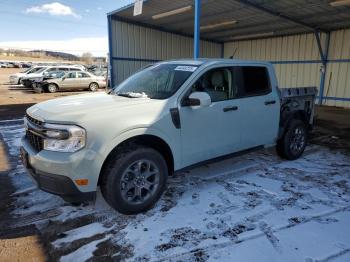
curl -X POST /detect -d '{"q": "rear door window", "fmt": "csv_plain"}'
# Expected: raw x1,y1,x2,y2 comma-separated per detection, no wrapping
66,72,76,78
77,72,90,78
239,66,270,96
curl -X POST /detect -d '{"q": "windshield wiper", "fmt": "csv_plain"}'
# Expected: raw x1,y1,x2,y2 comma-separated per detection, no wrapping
117,92,149,98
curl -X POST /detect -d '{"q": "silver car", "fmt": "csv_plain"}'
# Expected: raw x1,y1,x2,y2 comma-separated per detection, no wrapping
37,71,106,93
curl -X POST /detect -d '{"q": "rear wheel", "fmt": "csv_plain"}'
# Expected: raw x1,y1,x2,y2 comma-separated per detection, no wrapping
100,145,168,214
276,119,307,160
89,82,99,92
47,83,58,93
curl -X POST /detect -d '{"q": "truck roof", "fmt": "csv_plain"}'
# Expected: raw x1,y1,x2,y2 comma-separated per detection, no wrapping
158,58,273,67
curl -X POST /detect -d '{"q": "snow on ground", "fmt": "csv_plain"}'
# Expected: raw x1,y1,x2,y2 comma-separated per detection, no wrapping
1,120,350,261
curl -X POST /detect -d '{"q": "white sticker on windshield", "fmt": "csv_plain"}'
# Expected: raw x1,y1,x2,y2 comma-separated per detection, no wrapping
174,66,198,72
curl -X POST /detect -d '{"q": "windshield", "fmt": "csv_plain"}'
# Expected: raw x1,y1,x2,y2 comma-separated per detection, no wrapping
34,67,48,74
22,67,32,73
114,64,197,99
25,67,42,74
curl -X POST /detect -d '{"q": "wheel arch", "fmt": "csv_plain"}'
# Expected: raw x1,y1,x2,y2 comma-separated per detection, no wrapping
98,134,175,186
279,110,309,139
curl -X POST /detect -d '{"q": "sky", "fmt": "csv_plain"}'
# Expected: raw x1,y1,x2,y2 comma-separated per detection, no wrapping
0,0,134,56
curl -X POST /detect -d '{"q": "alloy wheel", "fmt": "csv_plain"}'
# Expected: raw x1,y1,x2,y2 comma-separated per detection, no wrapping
120,159,160,205
290,126,305,154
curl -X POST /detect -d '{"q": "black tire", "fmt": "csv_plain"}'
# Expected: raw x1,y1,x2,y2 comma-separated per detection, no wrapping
100,145,168,214
89,82,99,92
276,119,307,160
47,83,58,93
24,81,32,88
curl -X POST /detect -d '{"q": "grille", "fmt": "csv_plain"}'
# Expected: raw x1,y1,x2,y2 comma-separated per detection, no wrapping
25,114,44,152
26,113,43,126
26,130,43,152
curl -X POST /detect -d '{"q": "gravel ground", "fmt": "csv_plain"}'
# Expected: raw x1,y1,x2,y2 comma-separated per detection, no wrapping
0,117,349,262
0,68,105,120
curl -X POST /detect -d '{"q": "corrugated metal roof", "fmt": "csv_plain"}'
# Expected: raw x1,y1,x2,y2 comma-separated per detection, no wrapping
109,0,350,42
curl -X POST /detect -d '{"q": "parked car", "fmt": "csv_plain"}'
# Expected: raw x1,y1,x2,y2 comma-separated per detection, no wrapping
21,65,85,88
0,62,8,68
6,62,15,68
20,59,317,214
9,66,46,85
32,71,66,92
34,71,106,93
21,63,32,68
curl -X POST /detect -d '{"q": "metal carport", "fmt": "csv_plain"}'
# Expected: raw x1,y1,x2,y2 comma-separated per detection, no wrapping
107,0,350,107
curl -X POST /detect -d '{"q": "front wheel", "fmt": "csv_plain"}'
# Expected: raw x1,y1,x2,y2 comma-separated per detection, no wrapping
100,145,168,214
276,119,307,160
47,83,58,93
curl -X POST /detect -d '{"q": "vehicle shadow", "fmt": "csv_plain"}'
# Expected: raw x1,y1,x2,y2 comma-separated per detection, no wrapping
0,103,34,120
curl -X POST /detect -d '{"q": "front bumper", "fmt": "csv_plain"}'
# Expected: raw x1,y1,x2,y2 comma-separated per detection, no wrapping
20,139,98,203
21,79,34,88
9,77,19,84
32,83,43,93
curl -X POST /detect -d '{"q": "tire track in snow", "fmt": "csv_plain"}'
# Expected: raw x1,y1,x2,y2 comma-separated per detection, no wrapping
157,205,350,262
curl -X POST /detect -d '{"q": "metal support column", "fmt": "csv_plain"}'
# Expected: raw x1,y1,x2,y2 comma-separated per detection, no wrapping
220,43,224,58
194,0,201,59
315,31,330,105
107,15,115,88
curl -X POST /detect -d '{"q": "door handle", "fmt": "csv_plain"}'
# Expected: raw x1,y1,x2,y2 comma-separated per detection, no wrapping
223,106,238,112
264,100,276,105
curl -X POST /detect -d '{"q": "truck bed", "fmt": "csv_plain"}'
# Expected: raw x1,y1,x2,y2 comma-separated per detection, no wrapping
278,86,318,133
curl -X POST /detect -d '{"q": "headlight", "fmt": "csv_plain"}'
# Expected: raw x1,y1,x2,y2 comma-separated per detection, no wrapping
43,124,86,152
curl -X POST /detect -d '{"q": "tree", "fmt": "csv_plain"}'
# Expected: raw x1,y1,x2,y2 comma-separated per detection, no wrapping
81,52,93,64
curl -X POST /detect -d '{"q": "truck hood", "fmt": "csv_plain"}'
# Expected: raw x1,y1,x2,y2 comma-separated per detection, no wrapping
27,93,166,123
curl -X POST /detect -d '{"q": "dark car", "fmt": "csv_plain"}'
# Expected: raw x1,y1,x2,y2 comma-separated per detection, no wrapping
21,63,32,68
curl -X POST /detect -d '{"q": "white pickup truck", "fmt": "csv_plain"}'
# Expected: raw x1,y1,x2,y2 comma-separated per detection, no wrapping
20,59,317,214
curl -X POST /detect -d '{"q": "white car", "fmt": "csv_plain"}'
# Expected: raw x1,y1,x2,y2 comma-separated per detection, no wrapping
20,65,85,88
9,66,45,84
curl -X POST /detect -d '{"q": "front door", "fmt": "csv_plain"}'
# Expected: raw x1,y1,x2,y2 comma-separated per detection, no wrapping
60,72,77,90
179,67,242,167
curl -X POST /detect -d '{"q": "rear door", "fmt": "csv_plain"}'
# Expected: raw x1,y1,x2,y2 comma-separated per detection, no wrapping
236,65,280,148
77,72,92,88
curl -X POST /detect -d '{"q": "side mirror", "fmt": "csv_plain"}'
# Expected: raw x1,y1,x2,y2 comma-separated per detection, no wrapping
62,77,66,81
183,92,211,108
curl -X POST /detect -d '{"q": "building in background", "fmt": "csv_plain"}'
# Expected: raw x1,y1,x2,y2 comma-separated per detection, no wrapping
107,0,350,108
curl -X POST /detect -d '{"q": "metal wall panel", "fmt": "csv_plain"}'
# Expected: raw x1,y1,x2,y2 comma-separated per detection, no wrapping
324,29,350,108
111,20,221,84
224,30,350,108
224,33,323,89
